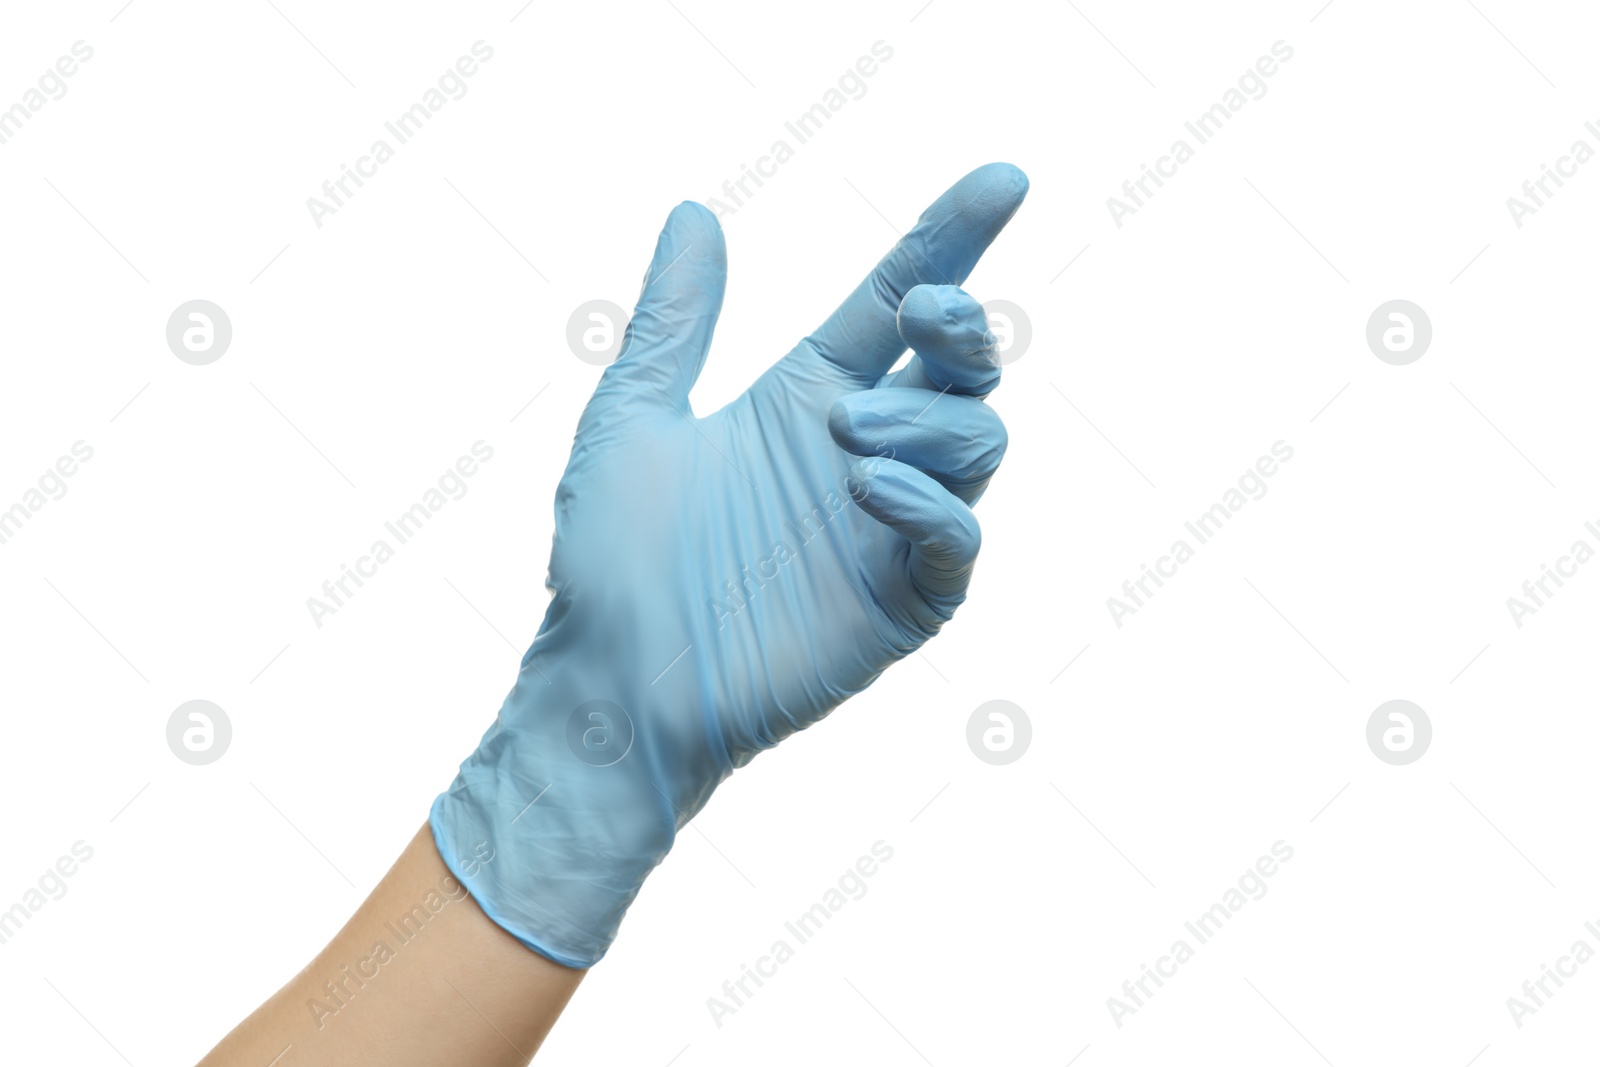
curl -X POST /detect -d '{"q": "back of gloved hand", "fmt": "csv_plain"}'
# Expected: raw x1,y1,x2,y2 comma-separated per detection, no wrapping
432,163,1028,967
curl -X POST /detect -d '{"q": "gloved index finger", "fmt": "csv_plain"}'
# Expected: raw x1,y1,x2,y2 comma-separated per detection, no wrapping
800,163,1028,385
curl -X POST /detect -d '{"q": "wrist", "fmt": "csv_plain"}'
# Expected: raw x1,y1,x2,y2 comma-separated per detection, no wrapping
430,643,719,967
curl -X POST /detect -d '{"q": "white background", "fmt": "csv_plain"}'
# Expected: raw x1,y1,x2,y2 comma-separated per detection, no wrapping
1,1,1597,1063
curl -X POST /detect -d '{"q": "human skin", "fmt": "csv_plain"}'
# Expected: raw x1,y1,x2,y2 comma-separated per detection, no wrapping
196,824,583,1067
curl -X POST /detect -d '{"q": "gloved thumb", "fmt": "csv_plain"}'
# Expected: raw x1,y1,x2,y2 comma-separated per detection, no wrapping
597,201,727,411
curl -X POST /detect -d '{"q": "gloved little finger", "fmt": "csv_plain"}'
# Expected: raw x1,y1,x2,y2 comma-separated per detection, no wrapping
845,456,981,607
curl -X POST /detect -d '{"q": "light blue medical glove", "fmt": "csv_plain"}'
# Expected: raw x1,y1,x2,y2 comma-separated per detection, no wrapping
431,163,1028,968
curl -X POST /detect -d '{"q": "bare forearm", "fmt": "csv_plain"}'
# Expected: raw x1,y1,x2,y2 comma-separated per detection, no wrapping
197,824,584,1067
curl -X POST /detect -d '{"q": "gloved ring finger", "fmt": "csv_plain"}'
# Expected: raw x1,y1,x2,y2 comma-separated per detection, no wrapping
829,387,1007,505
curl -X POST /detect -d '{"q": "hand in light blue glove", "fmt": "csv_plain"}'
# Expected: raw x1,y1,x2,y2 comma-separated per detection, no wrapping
432,163,1028,967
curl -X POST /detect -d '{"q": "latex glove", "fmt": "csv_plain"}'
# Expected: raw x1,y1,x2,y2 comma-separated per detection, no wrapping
432,163,1028,967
